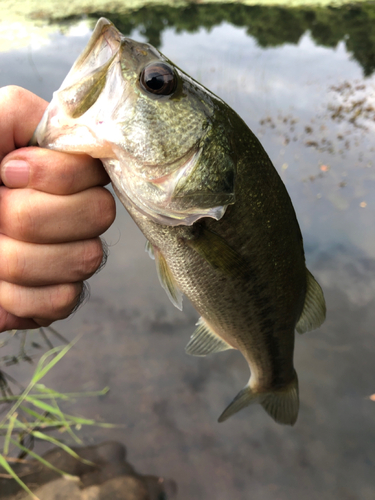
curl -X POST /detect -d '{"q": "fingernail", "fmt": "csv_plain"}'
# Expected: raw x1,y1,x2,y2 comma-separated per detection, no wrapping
1,160,30,188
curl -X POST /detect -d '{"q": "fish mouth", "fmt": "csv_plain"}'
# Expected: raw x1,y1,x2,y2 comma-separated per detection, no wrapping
32,19,128,156
63,18,122,88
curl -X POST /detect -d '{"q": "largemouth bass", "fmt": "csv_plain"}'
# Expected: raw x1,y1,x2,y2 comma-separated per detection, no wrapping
32,18,326,425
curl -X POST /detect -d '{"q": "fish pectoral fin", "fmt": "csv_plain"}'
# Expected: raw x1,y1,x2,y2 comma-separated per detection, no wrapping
185,227,245,276
185,317,233,356
218,373,299,426
296,269,326,334
145,240,155,260
154,247,183,311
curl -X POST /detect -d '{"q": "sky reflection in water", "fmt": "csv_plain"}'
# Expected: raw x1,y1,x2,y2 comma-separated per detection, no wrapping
1,12,375,500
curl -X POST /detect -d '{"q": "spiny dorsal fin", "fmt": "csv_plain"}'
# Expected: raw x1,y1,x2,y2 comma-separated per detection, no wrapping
153,247,183,311
296,269,326,334
185,317,233,356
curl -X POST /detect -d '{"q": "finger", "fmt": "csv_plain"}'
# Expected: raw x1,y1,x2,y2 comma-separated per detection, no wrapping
0,86,47,161
0,307,39,332
0,186,116,243
0,235,106,286
0,281,83,322
1,147,110,194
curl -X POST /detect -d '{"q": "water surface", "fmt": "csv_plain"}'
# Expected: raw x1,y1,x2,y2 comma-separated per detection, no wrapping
1,4,375,500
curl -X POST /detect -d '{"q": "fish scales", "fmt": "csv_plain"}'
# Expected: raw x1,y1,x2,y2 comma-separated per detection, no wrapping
31,18,326,426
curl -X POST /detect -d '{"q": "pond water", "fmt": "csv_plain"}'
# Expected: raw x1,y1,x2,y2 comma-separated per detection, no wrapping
1,3,375,500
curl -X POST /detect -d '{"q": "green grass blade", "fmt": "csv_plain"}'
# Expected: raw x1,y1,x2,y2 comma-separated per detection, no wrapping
32,385,69,400
3,413,17,456
0,454,39,500
31,431,94,466
18,405,53,423
23,397,96,426
9,438,76,478
31,339,79,383
0,386,110,403
23,398,117,427
0,421,74,432
24,396,67,416
0,338,79,428
50,398,82,445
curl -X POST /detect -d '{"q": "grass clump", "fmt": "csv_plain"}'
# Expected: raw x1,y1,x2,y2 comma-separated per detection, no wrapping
0,330,115,499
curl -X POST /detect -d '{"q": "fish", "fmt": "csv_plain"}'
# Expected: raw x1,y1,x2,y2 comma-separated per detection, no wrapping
31,18,326,425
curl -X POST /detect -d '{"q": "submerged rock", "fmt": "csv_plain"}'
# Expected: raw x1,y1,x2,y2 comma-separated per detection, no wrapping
1,441,177,500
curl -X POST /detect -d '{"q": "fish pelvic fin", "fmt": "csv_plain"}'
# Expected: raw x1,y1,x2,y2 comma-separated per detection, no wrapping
153,245,183,311
145,240,155,260
185,317,234,356
218,373,299,426
296,269,326,334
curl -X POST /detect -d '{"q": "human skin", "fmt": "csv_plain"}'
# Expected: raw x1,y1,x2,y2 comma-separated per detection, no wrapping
0,86,116,332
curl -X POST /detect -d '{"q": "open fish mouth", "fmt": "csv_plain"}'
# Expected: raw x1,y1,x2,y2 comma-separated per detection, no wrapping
31,19,128,157
61,18,123,92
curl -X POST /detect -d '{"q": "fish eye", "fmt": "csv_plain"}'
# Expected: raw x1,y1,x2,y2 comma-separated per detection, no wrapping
140,62,177,96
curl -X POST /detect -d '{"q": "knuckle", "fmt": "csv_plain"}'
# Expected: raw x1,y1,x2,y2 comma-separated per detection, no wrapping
49,282,83,319
0,307,12,333
80,238,104,278
95,188,116,232
5,248,27,284
16,207,36,242
0,281,21,316
56,158,80,195
34,318,53,328
0,85,24,103
3,190,36,241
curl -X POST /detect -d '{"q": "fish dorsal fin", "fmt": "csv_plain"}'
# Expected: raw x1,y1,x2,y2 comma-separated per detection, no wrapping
152,245,183,311
296,269,326,334
185,317,233,356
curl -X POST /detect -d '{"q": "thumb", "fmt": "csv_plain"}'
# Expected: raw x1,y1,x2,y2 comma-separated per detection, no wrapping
0,86,47,162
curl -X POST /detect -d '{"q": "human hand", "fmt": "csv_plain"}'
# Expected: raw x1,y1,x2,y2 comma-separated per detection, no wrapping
0,86,116,332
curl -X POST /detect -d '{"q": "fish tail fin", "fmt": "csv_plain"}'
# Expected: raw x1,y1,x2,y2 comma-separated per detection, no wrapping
218,385,259,423
260,373,299,425
218,372,299,426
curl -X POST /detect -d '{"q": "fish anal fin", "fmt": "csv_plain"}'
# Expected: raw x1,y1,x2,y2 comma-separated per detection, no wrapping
154,247,183,311
296,269,326,334
218,373,299,426
185,227,245,276
185,317,233,356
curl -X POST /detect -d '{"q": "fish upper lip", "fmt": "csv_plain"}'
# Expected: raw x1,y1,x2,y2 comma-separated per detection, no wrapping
101,24,123,54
